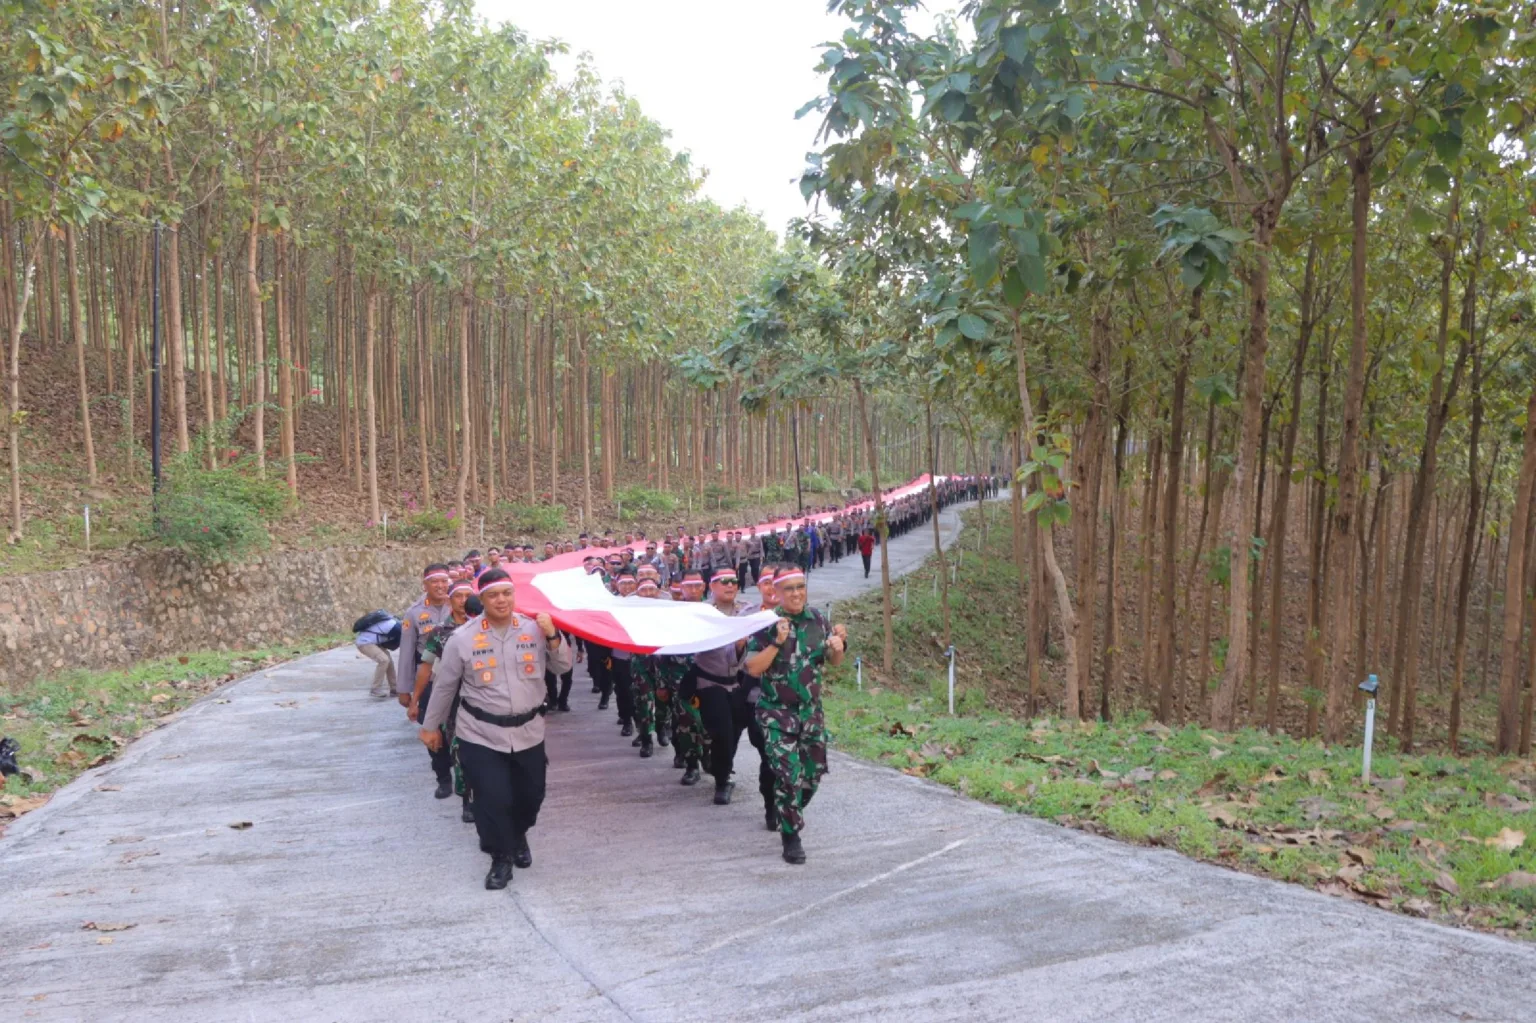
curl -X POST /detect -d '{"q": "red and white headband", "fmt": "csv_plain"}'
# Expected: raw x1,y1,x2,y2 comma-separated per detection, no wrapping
774,570,805,586
423,570,450,583
710,569,739,584
478,579,514,595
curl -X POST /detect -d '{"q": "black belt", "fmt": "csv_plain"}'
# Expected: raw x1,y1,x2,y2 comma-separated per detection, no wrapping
460,698,547,729
695,667,746,689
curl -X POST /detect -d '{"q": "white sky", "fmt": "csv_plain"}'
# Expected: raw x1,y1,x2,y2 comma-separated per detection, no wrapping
474,1,956,237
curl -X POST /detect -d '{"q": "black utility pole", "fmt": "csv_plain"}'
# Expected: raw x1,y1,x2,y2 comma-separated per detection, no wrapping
790,405,804,514
151,222,163,525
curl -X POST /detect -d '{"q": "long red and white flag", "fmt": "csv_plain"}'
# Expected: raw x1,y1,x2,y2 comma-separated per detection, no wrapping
505,473,943,653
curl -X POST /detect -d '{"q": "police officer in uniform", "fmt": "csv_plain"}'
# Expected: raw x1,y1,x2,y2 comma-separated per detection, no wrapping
420,569,571,890
398,564,454,798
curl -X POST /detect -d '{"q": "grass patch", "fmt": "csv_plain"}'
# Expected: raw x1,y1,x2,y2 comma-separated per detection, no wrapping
824,506,1536,939
0,634,348,828
824,685,1536,937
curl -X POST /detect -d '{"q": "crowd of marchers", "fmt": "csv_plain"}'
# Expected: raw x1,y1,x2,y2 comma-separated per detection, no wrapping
351,475,999,890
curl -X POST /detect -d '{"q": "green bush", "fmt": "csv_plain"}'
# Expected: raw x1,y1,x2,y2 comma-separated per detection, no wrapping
850,472,872,493
493,502,567,536
802,471,837,493
155,454,287,561
614,487,679,522
750,483,795,505
396,508,453,540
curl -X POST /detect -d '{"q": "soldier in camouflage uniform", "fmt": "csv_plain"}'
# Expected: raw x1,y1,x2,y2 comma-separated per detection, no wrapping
671,567,711,785
415,579,481,823
743,564,847,864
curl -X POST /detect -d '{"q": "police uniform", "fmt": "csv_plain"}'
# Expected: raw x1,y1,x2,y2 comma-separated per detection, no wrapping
423,613,572,864
692,596,762,807
398,595,453,789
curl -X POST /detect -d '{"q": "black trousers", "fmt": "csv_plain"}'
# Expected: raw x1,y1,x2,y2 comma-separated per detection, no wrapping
610,657,635,725
457,739,547,857
698,684,752,785
419,681,453,785
737,561,751,587
748,557,761,584
544,668,573,707
861,552,872,577
588,641,611,694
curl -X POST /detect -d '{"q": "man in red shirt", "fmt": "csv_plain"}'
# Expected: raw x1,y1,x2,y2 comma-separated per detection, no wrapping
857,529,875,578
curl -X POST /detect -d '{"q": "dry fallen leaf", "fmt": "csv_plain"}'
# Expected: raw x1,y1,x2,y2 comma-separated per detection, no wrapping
1345,846,1377,867
1258,767,1287,785
1488,871,1536,891
1432,871,1460,896
1485,828,1526,853
149,694,171,704
82,921,136,932
1335,863,1366,884
1402,897,1434,916
229,821,253,830
1156,769,1179,781
96,936,113,945
1306,769,1331,787
1372,807,1397,821
1209,747,1228,761
1485,792,1534,813
0,793,50,818
107,835,144,845
93,784,122,792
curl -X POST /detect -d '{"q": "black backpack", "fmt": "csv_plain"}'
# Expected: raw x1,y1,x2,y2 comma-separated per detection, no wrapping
352,609,392,634
378,621,403,651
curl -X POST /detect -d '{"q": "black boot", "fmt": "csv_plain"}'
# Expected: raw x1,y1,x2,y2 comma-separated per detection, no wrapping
639,736,654,758
485,856,514,890
598,694,610,710
513,831,532,869
656,724,671,748
781,833,806,865
765,803,778,832
713,780,735,806
461,801,475,824
557,701,571,712
621,720,634,738
680,762,701,786
434,779,452,800
672,750,685,769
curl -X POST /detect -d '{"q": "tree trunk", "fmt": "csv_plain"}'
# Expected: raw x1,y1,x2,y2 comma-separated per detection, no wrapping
926,400,951,649
5,226,41,541
1012,312,1079,717
1158,292,1197,720
1321,138,1375,744
853,379,894,674
365,282,381,528
1496,386,1536,754
65,223,98,485
455,289,471,543
246,174,267,475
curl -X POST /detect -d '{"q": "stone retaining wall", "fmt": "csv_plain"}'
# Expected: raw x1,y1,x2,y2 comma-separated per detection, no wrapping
0,545,441,687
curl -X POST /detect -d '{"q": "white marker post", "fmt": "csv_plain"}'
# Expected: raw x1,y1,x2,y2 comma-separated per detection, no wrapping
1359,673,1380,784
855,656,863,692
84,505,91,553
946,645,957,715
382,512,388,540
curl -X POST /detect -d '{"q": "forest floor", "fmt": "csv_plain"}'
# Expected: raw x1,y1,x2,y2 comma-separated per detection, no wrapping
0,332,844,576
827,507,1536,940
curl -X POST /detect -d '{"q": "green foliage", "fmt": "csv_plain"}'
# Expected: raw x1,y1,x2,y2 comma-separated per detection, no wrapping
493,503,567,537
395,509,453,541
850,471,872,493
155,454,287,561
801,471,837,493
614,487,678,520
750,483,796,505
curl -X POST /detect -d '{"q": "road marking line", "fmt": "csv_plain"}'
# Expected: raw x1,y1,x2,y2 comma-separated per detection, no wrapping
698,837,972,953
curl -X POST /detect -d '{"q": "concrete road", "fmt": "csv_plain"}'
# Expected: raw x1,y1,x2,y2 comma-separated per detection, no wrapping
3,499,1534,1022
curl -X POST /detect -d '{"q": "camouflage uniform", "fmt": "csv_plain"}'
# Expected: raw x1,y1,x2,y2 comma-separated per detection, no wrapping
421,619,470,804
744,607,831,836
632,654,660,740
660,655,707,768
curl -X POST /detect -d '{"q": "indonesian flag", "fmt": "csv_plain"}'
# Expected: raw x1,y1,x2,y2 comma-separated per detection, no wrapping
504,473,940,653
